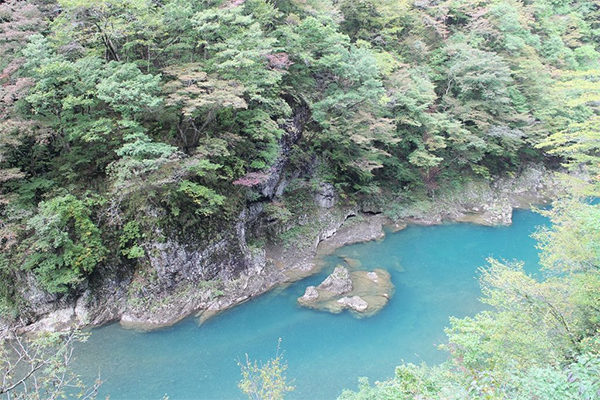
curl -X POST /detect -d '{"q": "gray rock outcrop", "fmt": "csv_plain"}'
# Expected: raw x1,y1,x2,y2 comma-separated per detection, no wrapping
299,286,319,302
315,183,336,208
317,266,352,295
337,296,368,312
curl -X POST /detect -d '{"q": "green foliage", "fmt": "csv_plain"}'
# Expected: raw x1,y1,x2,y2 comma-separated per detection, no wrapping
0,254,18,319
238,339,295,400
534,199,600,273
263,202,293,225
537,69,600,179
95,62,162,118
0,330,101,398
23,195,107,294
339,364,445,400
119,221,145,259
507,353,600,400
342,177,600,399
53,0,160,64
178,180,226,217
341,256,600,400
2,0,599,344
108,122,179,191
442,42,515,125
193,3,283,103
1,1,600,397
445,260,580,376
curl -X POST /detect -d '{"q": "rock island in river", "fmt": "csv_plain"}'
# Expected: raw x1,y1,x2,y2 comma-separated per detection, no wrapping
298,266,394,317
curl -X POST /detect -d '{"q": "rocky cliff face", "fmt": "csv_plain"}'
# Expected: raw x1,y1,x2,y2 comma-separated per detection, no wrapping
2,101,313,336
2,142,565,337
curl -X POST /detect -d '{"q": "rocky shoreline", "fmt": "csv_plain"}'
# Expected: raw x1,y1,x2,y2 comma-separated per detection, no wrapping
3,165,563,336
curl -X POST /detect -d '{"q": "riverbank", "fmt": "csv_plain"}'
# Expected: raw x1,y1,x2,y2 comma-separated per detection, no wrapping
5,165,563,335
72,208,552,400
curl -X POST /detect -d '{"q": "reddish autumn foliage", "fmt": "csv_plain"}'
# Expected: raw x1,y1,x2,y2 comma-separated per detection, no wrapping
233,172,270,187
221,0,246,9
266,53,293,70
0,1,45,62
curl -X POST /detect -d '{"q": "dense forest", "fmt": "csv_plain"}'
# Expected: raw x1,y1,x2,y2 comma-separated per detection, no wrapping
0,0,599,398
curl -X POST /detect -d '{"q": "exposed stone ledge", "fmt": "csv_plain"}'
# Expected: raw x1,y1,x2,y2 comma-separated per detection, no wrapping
6,165,566,335
390,165,562,227
317,214,388,255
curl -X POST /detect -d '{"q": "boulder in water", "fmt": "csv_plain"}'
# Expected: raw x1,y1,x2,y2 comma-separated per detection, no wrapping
337,296,368,312
297,268,394,317
298,286,319,303
366,271,378,282
317,266,352,295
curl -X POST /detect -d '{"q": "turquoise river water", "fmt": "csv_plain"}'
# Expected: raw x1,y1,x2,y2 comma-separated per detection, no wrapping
73,209,547,399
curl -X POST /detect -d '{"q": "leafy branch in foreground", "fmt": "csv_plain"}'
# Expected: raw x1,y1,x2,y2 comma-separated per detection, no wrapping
238,338,295,400
0,330,101,400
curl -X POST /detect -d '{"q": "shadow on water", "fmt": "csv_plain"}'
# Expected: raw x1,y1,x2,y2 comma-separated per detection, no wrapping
73,209,548,400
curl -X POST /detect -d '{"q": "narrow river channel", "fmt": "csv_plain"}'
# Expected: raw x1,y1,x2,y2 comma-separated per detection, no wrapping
73,209,547,399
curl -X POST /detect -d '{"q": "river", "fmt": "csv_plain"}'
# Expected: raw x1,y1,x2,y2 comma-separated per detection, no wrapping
73,209,547,399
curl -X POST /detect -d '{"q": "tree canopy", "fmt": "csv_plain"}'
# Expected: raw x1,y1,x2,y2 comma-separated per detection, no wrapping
0,0,598,396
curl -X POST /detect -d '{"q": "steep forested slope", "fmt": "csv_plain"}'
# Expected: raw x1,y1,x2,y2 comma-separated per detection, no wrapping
0,0,598,330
